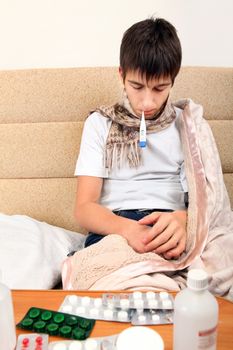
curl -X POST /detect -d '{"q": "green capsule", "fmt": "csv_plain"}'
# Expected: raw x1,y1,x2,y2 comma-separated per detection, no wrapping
46,323,59,335
72,327,86,340
41,310,52,321
34,320,46,331
21,318,33,328
79,318,91,330
66,316,78,326
59,325,72,337
53,313,65,324
29,308,40,319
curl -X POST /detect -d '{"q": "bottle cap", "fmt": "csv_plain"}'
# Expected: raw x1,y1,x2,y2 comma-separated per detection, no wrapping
187,269,209,291
116,326,164,350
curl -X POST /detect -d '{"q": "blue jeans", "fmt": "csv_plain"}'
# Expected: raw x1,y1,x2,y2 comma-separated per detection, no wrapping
84,208,173,248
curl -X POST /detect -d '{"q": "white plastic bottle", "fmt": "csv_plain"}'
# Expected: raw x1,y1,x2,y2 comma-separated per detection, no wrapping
0,281,16,350
173,269,218,350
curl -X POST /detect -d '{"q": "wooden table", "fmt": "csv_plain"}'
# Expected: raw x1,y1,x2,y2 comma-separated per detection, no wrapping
12,290,233,350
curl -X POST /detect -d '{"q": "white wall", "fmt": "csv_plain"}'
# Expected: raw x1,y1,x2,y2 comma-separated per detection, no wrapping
0,0,232,69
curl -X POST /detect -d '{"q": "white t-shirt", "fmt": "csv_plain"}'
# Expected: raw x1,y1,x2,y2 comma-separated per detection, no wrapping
75,107,188,211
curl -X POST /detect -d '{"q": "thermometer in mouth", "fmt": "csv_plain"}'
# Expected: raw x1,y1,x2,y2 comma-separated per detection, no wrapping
139,111,147,148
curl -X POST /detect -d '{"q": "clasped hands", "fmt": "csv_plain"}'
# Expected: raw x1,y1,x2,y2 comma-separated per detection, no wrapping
126,210,187,259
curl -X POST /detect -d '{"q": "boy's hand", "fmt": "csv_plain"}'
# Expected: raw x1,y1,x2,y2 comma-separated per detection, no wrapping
138,210,187,259
122,222,152,254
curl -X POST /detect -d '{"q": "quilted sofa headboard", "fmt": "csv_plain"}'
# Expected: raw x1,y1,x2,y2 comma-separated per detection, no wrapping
0,67,232,232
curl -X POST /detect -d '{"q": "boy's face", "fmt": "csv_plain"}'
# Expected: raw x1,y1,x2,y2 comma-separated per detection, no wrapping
119,68,172,119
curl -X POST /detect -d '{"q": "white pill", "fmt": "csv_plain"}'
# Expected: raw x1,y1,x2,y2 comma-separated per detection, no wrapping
68,295,78,305
106,297,115,308
133,299,144,308
148,299,159,308
94,298,102,307
162,299,172,308
75,306,86,315
146,291,156,300
81,296,91,306
84,339,98,350
53,343,67,350
89,308,99,317
159,291,169,299
118,310,128,321
69,341,83,350
105,294,115,304
132,291,142,299
136,308,144,315
103,309,114,319
62,304,73,313
101,339,113,350
107,302,115,309
138,314,146,322
120,299,130,309
152,314,160,322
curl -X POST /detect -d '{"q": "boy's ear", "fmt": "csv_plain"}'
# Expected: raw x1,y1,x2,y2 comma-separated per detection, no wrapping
118,66,124,83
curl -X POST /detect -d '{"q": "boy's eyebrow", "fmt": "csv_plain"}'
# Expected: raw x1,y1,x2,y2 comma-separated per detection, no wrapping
127,79,171,87
126,80,145,89
156,82,172,87
128,80,143,85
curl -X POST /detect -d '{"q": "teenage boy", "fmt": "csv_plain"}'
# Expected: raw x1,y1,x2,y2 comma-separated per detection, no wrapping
74,17,188,260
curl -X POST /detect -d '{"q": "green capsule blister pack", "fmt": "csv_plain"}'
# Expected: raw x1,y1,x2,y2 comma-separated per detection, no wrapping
16,307,95,340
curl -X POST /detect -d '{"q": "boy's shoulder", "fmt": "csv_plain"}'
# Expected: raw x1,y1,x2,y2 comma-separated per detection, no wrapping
85,110,112,132
87,110,110,122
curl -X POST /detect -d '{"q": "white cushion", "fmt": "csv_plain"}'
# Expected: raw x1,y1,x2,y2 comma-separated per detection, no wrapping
0,213,85,289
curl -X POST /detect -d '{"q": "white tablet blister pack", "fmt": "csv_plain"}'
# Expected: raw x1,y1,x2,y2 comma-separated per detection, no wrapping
59,295,132,323
48,334,118,350
102,291,174,310
131,308,173,325
58,293,174,326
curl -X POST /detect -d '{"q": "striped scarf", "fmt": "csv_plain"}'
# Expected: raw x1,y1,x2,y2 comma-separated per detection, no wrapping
91,94,176,169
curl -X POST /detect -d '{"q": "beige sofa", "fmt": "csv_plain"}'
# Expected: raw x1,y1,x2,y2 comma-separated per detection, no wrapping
0,67,232,234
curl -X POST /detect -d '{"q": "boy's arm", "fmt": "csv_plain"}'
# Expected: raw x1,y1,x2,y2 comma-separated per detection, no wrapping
74,175,151,253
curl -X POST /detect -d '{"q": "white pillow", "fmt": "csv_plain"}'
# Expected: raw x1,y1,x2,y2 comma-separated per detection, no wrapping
0,213,85,289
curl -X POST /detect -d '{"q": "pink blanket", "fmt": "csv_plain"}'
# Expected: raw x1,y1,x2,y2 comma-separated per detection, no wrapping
62,99,233,301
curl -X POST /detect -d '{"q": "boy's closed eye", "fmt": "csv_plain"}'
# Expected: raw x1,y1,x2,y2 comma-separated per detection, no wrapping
129,82,143,90
153,87,166,92
131,84,164,92
129,80,171,92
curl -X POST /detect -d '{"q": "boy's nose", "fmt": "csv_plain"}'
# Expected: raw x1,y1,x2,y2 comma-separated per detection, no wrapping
142,91,156,110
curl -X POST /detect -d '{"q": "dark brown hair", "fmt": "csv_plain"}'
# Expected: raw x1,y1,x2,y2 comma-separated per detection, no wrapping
120,17,182,83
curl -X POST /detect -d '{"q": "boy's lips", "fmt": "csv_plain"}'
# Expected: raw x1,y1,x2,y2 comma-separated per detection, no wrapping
136,110,157,117
143,110,156,116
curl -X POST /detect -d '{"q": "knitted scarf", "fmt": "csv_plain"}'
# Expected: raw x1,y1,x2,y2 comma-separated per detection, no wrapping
91,93,176,169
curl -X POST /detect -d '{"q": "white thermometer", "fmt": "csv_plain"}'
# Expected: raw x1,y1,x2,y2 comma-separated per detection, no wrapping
139,111,147,147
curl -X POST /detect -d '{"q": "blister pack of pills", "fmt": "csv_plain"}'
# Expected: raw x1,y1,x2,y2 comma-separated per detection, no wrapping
48,334,118,350
59,295,132,323
102,291,174,310
58,293,174,326
17,307,95,340
131,308,173,325
16,333,48,350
